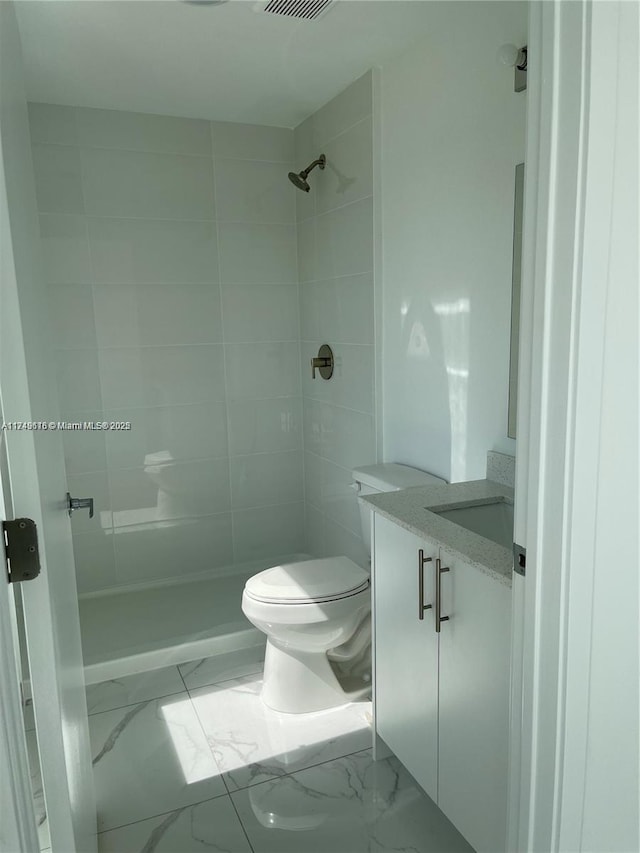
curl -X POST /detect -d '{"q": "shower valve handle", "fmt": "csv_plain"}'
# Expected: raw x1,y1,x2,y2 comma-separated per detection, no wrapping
311,344,334,380
311,356,331,377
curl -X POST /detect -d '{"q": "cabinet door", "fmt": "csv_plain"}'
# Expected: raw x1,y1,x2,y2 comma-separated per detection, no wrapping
437,548,512,853
373,514,439,801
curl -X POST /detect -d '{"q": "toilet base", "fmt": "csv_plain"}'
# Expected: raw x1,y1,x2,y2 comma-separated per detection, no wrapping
261,638,358,714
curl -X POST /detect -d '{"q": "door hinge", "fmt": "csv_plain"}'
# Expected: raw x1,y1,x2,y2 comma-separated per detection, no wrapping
3,518,42,583
513,542,526,577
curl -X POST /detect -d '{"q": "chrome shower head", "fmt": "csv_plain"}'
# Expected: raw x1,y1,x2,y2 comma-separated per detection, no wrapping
288,171,311,192
288,154,326,192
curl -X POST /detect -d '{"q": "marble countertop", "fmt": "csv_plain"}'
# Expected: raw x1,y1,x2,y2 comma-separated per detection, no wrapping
362,479,514,587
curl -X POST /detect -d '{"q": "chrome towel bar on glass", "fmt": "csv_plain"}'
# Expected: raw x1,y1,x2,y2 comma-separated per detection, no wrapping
66,492,94,518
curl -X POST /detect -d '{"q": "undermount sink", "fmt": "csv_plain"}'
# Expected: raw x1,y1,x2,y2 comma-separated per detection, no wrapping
432,499,514,550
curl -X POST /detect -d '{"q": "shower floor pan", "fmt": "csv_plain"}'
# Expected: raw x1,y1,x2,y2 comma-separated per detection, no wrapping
78,555,308,685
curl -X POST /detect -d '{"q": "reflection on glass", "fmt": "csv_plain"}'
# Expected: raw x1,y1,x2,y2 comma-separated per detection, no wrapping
407,321,430,360
508,163,524,439
110,449,197,534
143,450,187,519
434,297,470,482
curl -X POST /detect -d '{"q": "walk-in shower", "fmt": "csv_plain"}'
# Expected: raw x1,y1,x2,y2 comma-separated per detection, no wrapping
23,66,375,686
26,103,312,683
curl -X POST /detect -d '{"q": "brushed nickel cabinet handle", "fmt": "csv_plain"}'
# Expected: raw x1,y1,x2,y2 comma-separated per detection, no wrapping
435,557,450,633
418,548,433,620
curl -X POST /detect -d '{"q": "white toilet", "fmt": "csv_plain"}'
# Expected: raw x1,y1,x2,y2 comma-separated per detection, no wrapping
241,463,445,714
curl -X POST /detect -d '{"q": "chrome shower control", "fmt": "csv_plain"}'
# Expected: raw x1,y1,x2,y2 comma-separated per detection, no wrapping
311,344,334,379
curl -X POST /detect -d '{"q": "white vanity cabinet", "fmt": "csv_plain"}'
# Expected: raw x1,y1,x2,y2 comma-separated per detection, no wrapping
373,514,512,853
373,514,439,802
437,546,512,853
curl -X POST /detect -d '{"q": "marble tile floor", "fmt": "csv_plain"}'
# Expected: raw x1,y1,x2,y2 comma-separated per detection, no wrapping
27,646,473,853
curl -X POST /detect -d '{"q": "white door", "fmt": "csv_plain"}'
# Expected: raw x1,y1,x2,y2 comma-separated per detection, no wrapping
373,514,439,802
0,3,97,851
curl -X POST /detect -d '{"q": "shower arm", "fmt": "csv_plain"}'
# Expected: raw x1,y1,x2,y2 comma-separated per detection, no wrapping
301,155,326,178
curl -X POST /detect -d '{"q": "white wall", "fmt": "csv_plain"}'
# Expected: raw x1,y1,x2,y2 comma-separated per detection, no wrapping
294,72,376,566
380,2,526,482
29,105,303,593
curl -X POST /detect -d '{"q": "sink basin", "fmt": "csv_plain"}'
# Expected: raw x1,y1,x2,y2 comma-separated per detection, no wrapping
432,500,514,550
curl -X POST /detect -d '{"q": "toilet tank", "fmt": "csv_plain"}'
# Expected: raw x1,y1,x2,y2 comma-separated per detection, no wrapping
353,463,447,557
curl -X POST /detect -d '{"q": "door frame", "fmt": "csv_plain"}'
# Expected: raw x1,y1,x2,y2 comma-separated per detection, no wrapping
0,154,40,853
0,532,40,853
508,0,638,849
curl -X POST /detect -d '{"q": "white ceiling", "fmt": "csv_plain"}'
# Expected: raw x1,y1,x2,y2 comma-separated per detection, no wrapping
15,0,434,128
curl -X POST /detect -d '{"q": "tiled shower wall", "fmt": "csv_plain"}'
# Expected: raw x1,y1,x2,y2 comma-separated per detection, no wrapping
28,104,304,593
294,72,376,567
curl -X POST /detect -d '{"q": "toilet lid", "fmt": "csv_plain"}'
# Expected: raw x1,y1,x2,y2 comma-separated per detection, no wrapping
244,557,369,604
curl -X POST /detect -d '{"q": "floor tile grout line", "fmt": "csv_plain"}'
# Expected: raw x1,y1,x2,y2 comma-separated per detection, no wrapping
177,654,241,796
227,789,257,853
176,662,189,693
224,744,373,796
184,665,265,697
88,653,374,843
96,789,232,838
170,656,235,795
85,656,262,718
180,646,264,684
184,671,373,794
95,743,379,842
86,689,186,718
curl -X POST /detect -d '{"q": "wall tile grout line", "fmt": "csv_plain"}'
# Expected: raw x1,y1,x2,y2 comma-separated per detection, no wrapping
313,110,374,152
38,209,219,225
313,192,374,221
32,139,216,161
213,118,240,567
302,396,376,418
293,240,306,553
68,447,304,478
295,73,375,560
62,394,302,416
72,102,119,584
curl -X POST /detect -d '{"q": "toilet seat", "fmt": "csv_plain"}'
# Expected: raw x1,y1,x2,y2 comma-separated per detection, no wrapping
244,556,369,605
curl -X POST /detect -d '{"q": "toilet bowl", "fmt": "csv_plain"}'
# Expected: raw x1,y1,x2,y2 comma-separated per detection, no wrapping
242,557,370,713
242,463,446,714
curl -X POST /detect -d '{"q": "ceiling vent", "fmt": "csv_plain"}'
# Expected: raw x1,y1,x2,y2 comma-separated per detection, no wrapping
262,0,335,21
